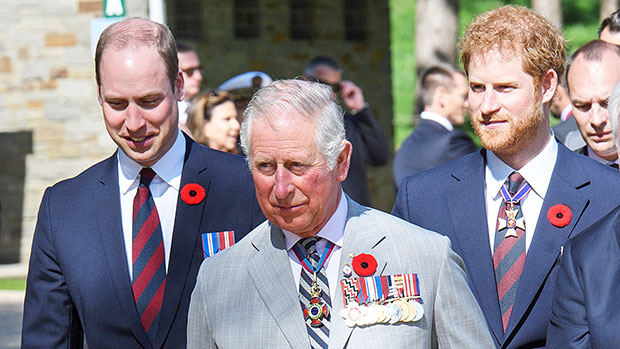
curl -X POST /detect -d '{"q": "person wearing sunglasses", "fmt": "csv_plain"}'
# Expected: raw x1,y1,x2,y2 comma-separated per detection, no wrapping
303,56,389,207
177,41,204,134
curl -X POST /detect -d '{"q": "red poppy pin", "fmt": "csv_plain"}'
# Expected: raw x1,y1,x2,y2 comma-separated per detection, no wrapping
547,204,572,228
181,183,205,205
351,253,377,277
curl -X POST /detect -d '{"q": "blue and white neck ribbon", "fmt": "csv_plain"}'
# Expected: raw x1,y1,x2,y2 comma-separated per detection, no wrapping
293,241,335,274
499,181,531,205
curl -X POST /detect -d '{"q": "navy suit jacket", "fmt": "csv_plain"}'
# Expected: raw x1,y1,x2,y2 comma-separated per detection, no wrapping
393,118,477,189
342,107,389,207
392,143,620,348
548,203,620,348
22,135,265,348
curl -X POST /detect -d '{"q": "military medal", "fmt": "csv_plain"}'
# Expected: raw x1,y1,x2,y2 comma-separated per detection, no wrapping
293,241,335,327
303,278,330,327
342,263,353,278
498,179,531,239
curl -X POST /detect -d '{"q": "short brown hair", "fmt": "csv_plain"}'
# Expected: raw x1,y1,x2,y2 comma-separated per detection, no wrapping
187,90,233,145
95,17,178,91
459,5,566,85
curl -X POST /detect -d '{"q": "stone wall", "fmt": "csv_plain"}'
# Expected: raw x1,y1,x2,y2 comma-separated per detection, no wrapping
0,0,148,263
168,0,394,210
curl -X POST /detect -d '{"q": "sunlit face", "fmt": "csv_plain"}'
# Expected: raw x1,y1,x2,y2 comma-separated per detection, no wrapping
178,50,203,100
204,101,240,153
249,116,351,238
98,46,183,167
444,72,469,126
568,52,620,160
600,27,620,46
467,50,546,157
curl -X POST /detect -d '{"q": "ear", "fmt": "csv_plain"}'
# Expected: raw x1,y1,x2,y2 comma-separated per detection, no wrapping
434,86,447,109
97,86,103,106
335,141,352,183
175,69,185,102
540,69,558,105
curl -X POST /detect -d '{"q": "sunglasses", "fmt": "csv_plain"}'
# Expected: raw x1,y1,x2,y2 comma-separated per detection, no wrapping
307,77,341,93
182,66,203,77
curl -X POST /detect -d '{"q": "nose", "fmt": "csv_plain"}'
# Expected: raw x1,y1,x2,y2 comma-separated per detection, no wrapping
273,166,294,200
195,69,203,82
232,118,240,132
590,103,609,130
479,90,500,116
124,103,146,132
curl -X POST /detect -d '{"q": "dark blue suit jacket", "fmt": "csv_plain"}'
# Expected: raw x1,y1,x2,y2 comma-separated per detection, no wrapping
392,143,620,348
393,118,477,189
22,135,265,348
548,203,620,348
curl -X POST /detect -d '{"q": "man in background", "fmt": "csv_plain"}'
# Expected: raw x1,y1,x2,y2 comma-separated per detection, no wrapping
393,65,477,188
304,56,389,207
547,80,620,347
551,81,582,149
177,42,203,133
566,40,620,166
599,8,620,45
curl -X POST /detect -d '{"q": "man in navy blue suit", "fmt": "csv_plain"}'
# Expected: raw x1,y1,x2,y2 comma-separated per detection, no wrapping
393,6,620,348
547,81,620,348
393,64,477,188
21,18,264,348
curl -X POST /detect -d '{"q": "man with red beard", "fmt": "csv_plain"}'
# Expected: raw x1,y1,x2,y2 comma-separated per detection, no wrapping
392,5,620,348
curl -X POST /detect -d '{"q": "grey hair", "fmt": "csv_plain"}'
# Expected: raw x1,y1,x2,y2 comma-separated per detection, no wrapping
240,79,346,170
608,80,620,148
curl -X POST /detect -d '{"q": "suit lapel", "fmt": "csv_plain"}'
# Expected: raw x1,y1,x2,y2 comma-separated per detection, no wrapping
329,198,387,349
505,145,590,337
246,224,310,349
445,150,504,343
156,138,209,345
94,154,152,348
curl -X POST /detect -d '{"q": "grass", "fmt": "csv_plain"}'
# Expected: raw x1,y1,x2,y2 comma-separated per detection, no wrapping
0,278,26,290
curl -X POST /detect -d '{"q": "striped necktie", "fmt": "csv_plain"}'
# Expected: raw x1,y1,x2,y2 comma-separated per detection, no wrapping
132,168,166,343
298,237,331,349
493,172,527,332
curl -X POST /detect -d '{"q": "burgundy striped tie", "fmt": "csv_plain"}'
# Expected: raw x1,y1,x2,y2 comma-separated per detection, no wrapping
493,172,527,332
132,168,166,343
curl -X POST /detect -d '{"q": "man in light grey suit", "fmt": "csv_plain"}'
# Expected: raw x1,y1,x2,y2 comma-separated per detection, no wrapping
187,79,493,348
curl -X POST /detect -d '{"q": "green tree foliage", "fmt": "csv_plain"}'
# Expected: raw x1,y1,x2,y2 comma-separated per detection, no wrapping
391,0,602,148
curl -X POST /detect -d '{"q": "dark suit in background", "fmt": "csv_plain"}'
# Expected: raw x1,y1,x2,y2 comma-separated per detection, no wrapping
343,107,389,206
548,204,620,348
22,137,264,347
392,144,620,348
393,118,477,188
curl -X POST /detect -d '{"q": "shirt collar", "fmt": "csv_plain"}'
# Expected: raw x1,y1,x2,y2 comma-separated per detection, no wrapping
486,136,558,200
118,130,186,194
586,145,619,165
420,111,454,131
560,105,572,122
283,190,348,251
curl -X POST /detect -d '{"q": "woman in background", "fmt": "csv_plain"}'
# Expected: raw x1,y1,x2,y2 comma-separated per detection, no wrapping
187,90,240,154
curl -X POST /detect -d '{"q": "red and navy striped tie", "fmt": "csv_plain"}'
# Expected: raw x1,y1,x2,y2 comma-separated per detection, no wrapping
493,172,527,332
132,168,166,343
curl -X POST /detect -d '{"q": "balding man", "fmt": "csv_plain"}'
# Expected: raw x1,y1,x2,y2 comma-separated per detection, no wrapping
566,40,620,167
22,18,263,347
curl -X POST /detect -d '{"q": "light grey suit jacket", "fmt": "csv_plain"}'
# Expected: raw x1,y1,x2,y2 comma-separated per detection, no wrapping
187,197,493,348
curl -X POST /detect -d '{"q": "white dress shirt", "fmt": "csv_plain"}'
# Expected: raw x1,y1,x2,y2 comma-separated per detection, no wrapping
118,130,186,280
420,110,454,131
282,191,347,301
485,137,557,252
178,100,190,125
